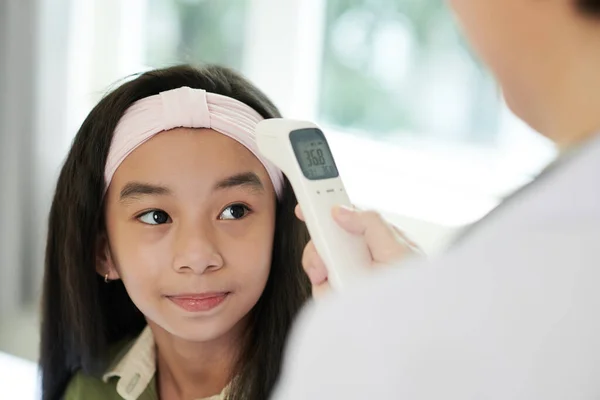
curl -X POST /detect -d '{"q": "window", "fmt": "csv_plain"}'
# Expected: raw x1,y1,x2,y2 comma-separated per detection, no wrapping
319,0,500,145
313,0,555,227
145,0,248,69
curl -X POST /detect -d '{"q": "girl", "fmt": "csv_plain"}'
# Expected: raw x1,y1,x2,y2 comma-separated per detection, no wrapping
40,65,311,400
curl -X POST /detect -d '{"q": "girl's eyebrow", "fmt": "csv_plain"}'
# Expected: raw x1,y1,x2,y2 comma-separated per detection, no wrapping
119,182,171,202
119,172,264,203
213,172,265,193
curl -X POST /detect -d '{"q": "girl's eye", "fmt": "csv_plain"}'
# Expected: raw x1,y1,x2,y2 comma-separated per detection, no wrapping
219,204,251,220
137,210,171,225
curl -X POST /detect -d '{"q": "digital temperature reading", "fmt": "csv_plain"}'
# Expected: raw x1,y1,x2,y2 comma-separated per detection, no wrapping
290,128,339,180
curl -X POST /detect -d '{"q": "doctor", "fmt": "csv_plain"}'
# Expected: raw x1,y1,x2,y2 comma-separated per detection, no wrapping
273,0,600,398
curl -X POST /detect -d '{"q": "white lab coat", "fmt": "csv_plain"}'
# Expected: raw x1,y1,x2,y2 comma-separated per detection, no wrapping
272,133,600,399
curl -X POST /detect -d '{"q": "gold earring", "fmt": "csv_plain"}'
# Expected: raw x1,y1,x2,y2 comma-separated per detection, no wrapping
104,273,109,283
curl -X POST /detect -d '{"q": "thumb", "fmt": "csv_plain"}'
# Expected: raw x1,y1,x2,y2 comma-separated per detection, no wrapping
332,206,409,264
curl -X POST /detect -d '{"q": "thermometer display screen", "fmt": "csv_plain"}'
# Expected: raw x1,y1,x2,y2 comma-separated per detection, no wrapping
290,128,339,180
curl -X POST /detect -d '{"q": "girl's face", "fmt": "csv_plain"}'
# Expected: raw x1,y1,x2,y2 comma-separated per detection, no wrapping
100,128,277,342
447,0,574,133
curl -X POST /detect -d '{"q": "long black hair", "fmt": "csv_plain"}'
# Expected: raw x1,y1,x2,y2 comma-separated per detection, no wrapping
577,0,600,14
40,65,311,400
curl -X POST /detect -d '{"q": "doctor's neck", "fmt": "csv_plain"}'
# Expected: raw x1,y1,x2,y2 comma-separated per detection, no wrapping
540,13,600,151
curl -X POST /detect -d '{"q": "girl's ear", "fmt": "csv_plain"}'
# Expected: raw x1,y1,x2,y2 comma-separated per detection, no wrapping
96,234,120,281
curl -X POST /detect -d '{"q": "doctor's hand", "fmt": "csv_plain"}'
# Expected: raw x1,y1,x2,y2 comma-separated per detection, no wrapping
296,204,422,298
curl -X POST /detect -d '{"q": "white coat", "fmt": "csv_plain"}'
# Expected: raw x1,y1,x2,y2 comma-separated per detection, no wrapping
273,133,600,399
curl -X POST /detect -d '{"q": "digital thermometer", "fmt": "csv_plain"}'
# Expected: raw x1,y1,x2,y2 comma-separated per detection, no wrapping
256,118,370,290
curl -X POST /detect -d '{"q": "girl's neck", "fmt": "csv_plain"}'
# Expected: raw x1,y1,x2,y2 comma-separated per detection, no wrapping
149,319,247,400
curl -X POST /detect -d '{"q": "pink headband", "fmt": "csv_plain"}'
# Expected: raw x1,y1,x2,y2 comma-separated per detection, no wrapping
104,86,284,198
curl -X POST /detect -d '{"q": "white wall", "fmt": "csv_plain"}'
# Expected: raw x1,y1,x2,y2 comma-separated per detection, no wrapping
0,0,71,321
0,0,37,320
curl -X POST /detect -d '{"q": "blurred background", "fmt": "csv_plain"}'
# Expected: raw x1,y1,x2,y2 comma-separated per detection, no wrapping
0,0,556,395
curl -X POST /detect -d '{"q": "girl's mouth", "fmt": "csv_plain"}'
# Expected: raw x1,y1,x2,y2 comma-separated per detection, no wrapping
166,292,230,312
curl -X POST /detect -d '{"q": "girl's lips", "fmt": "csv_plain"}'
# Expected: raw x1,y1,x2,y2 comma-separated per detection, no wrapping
167,292,230,312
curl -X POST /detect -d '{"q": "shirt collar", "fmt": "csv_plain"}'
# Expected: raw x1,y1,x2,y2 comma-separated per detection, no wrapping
103,326,229,400
103,326,156,400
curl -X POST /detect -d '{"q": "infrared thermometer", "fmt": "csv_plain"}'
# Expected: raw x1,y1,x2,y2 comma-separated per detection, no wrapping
256,119,371,290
